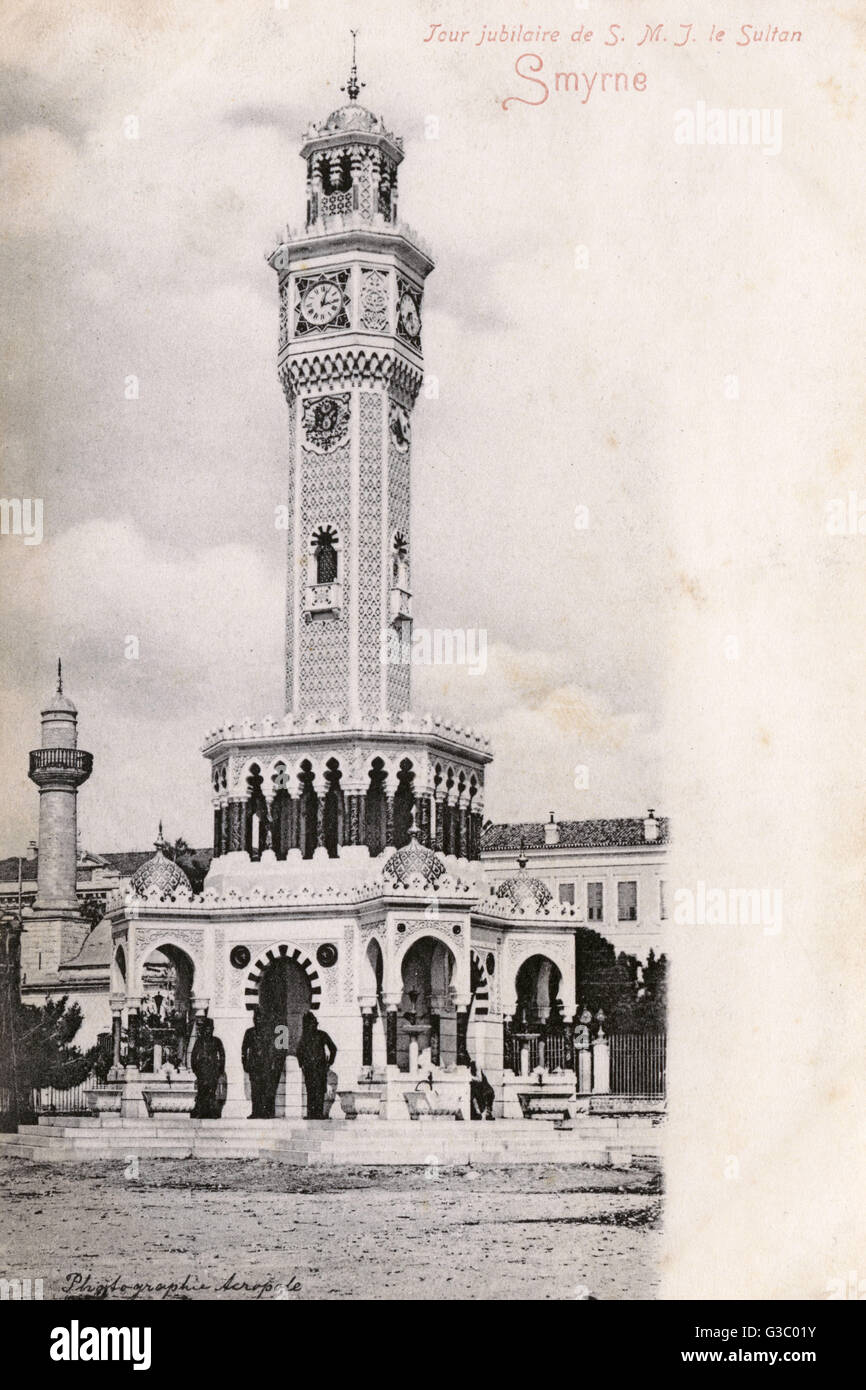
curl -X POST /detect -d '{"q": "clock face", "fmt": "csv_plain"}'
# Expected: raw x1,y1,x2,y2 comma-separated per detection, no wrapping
399,291,421,338
301,281,343,327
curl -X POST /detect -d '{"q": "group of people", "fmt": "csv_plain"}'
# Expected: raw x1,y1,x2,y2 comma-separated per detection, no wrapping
241,1008,338,1120
192,1011,497,1120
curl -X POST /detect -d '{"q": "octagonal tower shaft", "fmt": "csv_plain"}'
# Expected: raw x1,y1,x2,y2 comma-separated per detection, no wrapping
270,97,433,724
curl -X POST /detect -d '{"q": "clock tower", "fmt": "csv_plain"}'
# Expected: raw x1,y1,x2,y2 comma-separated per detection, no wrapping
270,47,431,724
203,50,491,868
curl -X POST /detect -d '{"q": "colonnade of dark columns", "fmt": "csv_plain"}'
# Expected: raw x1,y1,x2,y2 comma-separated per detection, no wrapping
212,792,484,863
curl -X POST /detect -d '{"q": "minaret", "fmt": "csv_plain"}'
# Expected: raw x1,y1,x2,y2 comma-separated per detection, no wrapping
270,36,432,723
24,662,93,979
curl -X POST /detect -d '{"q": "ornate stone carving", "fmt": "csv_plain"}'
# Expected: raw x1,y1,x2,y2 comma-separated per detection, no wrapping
360,268,390,332
388,400,410,452
214,927,225,1003
302,393,351,453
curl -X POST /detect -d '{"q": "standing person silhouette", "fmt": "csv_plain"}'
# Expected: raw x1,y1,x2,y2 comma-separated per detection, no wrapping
242,1008,273,1118
191,1017,226,1119
296,1011,337,1119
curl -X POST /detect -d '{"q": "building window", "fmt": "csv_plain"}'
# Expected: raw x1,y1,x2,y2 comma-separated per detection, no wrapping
659,880,668,920
618,880,637,921
314,526,339,584
587,881,603,921
558,882,575,906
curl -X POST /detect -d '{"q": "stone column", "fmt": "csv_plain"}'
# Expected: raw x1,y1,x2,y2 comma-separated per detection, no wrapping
432,796,442,852
430,1012,441,1066
385,1005,398,1066
361,1003,375,1068
417,796,432,847
575,1020,592,1094
385,796,395,848
592,1025,610,1095
468,810,482,860
126,998,141,1070
502,1013,513,1073
110,997,124,1070
456,1006,470,1068
228,800,244,852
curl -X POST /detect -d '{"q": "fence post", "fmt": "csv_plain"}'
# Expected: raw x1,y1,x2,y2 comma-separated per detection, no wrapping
591,1027,610,1094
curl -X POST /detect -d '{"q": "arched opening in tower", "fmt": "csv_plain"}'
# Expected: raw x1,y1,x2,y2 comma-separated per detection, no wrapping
323,757,344,858
393,758,415,848
365,758,388,856
298,761,319,860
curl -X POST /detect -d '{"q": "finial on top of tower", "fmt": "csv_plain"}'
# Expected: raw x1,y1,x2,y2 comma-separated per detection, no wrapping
155,820,166,852
57,657,63,694
341,29,365,103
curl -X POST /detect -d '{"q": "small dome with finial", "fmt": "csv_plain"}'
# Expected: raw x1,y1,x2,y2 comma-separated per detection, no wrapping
129,823,192,899
494,845,553,914
382,809,447,889
43,658,77,715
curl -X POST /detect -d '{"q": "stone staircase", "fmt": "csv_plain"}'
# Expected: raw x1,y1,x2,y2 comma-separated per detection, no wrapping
0,1113,663,1167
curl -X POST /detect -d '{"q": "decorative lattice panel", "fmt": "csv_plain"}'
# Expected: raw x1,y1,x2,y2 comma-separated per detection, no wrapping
387,410,411,713
284,404,296,710
299,436,351,715
360,270,390,332
358,393,384,721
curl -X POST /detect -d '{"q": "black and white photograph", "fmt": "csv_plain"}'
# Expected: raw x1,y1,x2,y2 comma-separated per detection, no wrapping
0,0,863,1346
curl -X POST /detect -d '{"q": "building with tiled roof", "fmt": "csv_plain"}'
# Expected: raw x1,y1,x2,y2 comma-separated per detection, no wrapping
480,812,669,958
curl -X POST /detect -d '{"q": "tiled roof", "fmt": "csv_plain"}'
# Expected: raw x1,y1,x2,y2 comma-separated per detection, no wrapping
481,817,670,852
0,850,212,883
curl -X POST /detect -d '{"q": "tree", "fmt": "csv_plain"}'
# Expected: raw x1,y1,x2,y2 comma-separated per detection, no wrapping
575,930,667,1032
163,836,208,894
0,996,97,1122
80,895,105,930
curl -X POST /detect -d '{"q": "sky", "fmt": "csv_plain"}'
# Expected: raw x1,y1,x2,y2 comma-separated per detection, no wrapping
0,0,858,856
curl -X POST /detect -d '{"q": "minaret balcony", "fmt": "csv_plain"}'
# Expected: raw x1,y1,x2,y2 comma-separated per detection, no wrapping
389,586,412,622
304,581,343,618
28,747,93,787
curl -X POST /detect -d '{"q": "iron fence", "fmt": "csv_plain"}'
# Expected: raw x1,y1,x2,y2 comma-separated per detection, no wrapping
609,1032,666,1097
0,1075,97,1118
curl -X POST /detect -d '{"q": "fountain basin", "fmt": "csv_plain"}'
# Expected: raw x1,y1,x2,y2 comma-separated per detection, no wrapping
403,1090,464,1120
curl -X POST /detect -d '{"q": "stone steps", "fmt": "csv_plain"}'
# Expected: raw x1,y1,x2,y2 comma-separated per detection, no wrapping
0,1115,663,1166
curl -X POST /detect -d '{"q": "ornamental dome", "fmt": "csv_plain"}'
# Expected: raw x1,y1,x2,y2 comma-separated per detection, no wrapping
495,853,553,914
42,660,77,715
129,825,191,899
383,828,446,889
320,102,383,135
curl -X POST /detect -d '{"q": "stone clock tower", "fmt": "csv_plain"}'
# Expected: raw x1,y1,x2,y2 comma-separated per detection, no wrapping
270,52,431,724
203,54,491,868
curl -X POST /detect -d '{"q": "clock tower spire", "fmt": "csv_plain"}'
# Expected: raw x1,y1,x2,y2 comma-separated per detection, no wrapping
203,56,491,869
270,49,431,723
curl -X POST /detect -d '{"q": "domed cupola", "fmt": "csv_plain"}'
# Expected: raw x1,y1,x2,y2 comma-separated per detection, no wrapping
129,823,192,900
300,32,403,230
495,849,553,914
383,813,447,890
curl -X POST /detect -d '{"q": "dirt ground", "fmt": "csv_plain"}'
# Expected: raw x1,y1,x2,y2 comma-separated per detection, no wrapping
0,1156,661,1301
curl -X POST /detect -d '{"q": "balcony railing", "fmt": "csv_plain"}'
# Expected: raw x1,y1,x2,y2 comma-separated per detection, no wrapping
389,586,412,621
304,582,342,617
29,748,92,776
